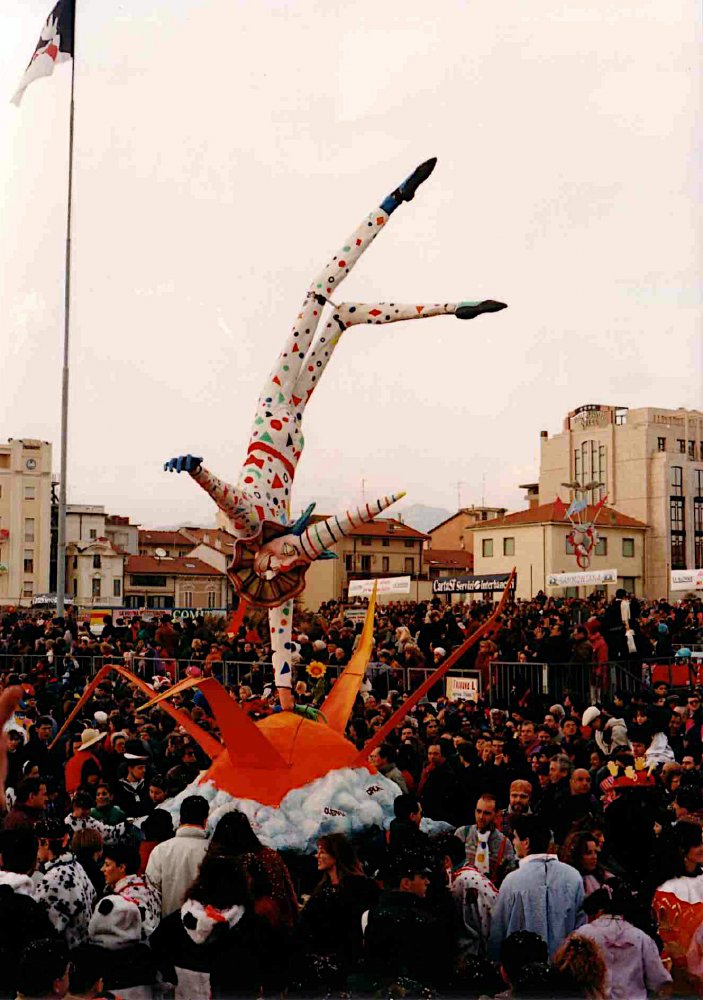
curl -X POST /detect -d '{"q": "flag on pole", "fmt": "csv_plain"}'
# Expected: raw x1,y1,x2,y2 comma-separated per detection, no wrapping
12,0,75,106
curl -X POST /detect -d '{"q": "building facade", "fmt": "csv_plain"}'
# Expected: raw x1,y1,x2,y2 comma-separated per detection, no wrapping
123,555,228,610
301,517,428,607
538,404,703,598
472,501,647,600
0,438,53,606
105,515,140,555
429,506,508,554
66,538,125,608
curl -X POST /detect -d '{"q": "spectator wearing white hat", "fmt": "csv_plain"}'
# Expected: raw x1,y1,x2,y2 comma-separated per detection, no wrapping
64,729,105,797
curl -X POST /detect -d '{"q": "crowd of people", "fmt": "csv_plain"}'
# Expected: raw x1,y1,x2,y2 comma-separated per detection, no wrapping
0,590,701,998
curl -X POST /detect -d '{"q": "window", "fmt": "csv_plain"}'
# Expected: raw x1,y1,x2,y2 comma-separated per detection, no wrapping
577,440,607,503
24,518,35,543
482,538,493,558
595,537,607,556
182,591,193,608
361,555,371,572
503,537,515,556
130,574,167,587
622,538,635,557
23,551,34,574
361,537,371,546
671,466,684,496
22,583,33,598
23,485,35,501
345,554,353,571
92,578,101,598
207,590,217,608
92,554,101,569
148,595,174,609
621,576,636,593
697,469,703,496
689,441,696,459
113,579,121,597
89,528,97,540
694,499,703,569
657,437,666,452
565,535,575,554
404,557,415,574
678,439,686,453
404,540,415,548
382,539,390,547
670,499,686,568
382,556,390,572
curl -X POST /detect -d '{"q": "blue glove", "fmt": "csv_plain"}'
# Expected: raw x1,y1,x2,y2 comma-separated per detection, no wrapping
163,455,203,473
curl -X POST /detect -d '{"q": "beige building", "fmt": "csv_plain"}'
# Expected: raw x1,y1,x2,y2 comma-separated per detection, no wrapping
429,506,508,555
105,515,140,555
472,500,647,600
539,404,703,598
138,529,194,558
66,538,125,608
301,517,428,608
123,555,228,610
0,438,53,606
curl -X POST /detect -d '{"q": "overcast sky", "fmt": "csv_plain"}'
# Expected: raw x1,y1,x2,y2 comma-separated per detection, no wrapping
1,0,701,528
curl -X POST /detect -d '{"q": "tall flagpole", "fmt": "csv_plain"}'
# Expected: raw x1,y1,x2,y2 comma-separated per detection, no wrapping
56,19,76,618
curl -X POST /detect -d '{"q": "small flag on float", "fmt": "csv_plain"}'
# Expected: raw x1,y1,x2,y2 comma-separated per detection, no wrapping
12,0,75,106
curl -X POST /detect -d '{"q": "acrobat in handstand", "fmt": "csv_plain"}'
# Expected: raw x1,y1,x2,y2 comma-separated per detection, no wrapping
165,158,506,710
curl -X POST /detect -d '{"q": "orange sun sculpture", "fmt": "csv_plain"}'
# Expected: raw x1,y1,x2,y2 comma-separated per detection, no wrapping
53,575,514,818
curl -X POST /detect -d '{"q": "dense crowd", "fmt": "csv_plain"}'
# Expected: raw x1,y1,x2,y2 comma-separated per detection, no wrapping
0,590,701,998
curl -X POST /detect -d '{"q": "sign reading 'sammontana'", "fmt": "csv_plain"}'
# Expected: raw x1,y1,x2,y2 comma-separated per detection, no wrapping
164,159,507,711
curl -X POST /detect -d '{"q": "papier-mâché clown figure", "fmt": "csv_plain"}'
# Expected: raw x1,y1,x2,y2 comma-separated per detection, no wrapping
165,158,507,711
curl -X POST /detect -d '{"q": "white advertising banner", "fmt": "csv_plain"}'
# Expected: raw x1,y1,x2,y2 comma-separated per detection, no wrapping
446,673,481,701
546,568,618,588
347,576,411,597
671,569,703,592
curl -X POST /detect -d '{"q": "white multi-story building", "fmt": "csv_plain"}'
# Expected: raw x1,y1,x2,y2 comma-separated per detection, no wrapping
65,504,125,608
0,438,53,606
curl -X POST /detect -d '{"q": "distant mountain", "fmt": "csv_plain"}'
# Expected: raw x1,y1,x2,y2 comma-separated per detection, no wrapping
396,503,453,534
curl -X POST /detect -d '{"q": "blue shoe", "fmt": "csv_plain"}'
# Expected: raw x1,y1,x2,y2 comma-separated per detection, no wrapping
381,158,438,214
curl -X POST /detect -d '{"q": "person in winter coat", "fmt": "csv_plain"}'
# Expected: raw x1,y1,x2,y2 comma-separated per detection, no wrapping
0,828,57,997
149,853,275,1000
361,854,453,992
145,795,209,917
100,842,160,940
575,881,671,1000
489,815,585,959
87,893,158,999
582,706,630,756
90,784,126,827
34,818,97,950
206,810,298,929
295,833,379,993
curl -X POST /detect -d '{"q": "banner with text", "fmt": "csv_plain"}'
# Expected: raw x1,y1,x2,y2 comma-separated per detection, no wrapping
348,576,411,597
671,569,703,592
546,568,618,588
432,573,515,595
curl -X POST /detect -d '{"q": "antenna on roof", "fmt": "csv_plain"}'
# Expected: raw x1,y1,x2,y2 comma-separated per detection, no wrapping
154,547,167,560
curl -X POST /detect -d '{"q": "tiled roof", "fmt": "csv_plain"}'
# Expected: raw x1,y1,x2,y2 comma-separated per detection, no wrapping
125,555,225,576
180,527,235,552
138,530,193,547
344,518,428,540
423,548,474,570
473,501,647,530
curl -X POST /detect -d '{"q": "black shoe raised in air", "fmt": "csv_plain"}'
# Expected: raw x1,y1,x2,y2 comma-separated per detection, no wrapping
381,158,438,214
455,300,508,320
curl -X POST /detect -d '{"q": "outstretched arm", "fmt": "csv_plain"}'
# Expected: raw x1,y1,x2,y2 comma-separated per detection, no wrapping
164,455,261,537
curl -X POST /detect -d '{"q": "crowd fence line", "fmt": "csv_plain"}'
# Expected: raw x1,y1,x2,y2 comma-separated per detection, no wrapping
0,651,695,709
